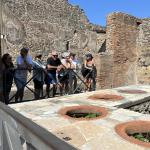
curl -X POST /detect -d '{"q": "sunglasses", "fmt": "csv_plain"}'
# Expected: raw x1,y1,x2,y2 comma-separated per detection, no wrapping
53,55,58,57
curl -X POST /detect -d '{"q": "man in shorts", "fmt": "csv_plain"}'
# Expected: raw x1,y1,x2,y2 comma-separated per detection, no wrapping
45,51,62,97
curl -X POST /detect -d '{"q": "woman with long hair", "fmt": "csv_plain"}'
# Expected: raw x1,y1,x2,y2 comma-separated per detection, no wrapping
2,53,14,104
81,53,97,91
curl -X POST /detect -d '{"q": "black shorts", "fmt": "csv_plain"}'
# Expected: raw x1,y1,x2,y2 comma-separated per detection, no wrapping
58,74,69,83
82,69,93,79
33,79,43,89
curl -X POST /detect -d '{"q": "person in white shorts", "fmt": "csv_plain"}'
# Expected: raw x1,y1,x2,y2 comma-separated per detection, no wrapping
15,47,32,102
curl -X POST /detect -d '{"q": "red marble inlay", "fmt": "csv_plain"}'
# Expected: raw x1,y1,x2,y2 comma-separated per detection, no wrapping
118,89,147,94
88,94,124,101
58,105,108,121
115,121,150,148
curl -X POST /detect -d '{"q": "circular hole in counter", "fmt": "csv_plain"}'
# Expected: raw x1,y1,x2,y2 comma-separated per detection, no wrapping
115,121,150,148
88,93,124,101
58,105,108,120
118,89,147,94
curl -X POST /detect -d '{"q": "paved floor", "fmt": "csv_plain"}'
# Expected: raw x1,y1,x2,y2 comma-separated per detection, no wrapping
10,85,150,150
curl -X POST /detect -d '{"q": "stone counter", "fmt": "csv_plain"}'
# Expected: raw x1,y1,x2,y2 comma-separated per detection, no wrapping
10,85,150,150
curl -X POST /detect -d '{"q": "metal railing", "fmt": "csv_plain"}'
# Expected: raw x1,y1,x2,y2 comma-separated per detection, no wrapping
0,102,77,150
2,67,96,104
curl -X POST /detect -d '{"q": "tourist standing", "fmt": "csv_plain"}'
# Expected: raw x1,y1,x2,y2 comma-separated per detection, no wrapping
61,52,76,94
32,53,45,99
2,53,14,104
81,53,97,91
15,48,32,102
45,51,62,97
70,53,80,92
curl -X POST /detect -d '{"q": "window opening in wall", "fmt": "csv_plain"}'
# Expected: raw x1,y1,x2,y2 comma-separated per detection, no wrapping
66,41,69,51
137,21,142,26
93,28,106,34
74,30,77,34
98,40,106,53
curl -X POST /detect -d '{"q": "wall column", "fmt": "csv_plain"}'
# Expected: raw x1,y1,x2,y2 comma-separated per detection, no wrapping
0,0,4,102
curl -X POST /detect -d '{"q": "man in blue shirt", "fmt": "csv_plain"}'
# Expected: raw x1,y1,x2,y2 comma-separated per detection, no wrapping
32,53,45,99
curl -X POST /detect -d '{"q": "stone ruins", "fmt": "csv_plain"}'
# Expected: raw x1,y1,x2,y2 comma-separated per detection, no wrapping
1,0,150,88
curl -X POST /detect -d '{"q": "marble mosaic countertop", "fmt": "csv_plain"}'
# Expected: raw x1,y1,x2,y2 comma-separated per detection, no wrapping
10,85,150,150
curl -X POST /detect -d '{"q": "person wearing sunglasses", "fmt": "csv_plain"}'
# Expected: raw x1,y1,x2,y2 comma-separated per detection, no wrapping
45,51,62,97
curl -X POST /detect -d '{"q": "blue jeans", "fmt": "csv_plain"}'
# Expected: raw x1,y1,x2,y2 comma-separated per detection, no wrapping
45,73,57,84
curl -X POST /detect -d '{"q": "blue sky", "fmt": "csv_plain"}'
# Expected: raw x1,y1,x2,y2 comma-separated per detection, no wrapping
68,0,150,26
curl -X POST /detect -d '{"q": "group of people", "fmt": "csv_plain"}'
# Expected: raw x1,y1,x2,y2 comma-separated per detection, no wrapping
2,48,32,104
1,47,97,104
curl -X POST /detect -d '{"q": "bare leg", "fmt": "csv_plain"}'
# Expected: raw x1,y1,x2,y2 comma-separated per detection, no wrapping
73,76,77,93
59,83,64,96
84,79,88,91
46,84,50,98
64,80,69,94
15,89,20,102
40,86,44,98
19,88,24,102
88,79,92,91
52,85,56,97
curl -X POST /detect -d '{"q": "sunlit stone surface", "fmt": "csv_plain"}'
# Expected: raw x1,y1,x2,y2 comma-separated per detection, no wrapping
10,85,150,150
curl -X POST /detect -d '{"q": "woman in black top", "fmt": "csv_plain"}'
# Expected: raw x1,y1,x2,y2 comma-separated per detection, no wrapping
81,53,97,91
2,53,14,104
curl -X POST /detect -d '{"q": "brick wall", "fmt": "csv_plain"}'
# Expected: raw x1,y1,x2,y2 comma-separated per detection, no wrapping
106,12,141,87
137,19,150,84
94,54,113,89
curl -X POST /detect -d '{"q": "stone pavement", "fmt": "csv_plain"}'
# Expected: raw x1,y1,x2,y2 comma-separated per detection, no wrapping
10,85,150,150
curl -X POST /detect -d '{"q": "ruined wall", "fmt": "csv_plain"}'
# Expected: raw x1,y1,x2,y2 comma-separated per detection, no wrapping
94,54,113,89
137,19,150,84
2,0,106,59
105,13,141,88
96,14,150,89
2,0,150,90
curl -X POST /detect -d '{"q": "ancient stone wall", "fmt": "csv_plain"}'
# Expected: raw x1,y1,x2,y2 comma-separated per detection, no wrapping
137,19,150,84
2,0,106,59
105,12,141,88
94,54,113,89
96,14,150,89
2,0,150,90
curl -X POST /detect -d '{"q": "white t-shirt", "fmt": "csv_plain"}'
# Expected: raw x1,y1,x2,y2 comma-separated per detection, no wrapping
15,55,32,80
16,55,32,65
61,59,76,69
